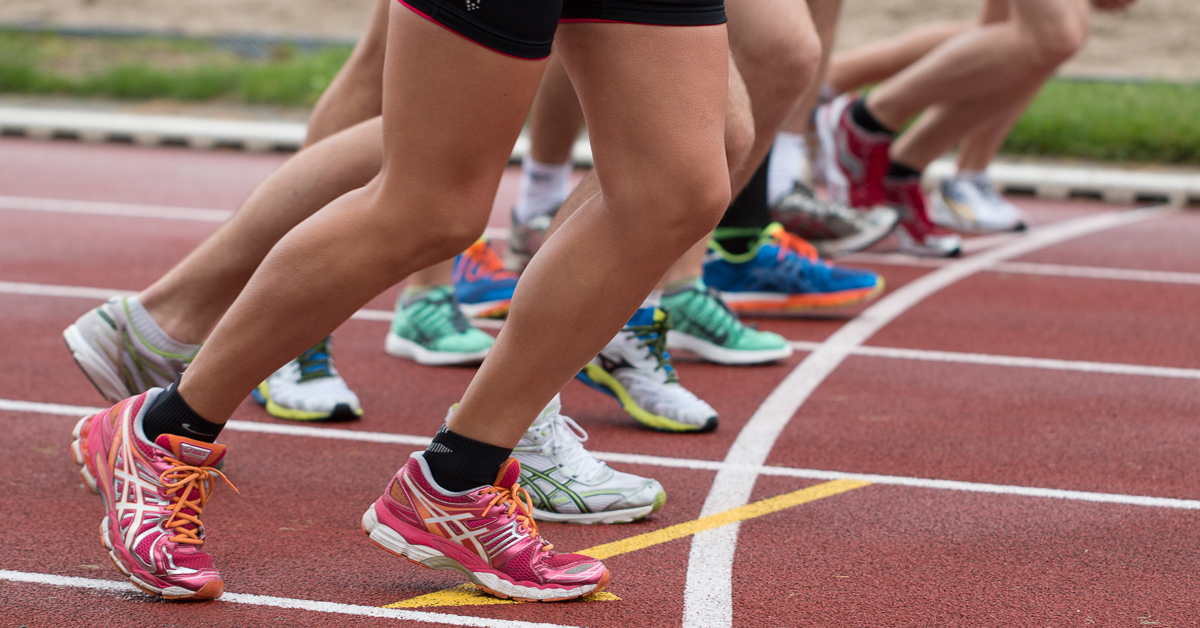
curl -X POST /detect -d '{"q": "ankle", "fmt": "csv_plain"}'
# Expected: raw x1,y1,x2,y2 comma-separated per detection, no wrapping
423,425,512,492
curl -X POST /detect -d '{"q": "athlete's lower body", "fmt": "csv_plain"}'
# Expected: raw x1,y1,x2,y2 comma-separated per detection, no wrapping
70,0,733,603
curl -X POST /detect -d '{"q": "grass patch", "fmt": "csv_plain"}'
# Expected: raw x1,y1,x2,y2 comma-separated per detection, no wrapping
0,31,350,106
1,30,1199,164
1004,79,1200,164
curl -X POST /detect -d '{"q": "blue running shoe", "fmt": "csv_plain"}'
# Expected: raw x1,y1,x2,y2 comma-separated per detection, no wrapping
453,239,519,318
704,223,884,314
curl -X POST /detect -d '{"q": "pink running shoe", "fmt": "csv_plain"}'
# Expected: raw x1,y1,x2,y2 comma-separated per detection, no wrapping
362,452,611,601
884,176,963,258
815,94,893,209
70,390,236,600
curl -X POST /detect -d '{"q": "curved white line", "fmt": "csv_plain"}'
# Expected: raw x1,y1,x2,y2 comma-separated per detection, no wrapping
681,206,1174,628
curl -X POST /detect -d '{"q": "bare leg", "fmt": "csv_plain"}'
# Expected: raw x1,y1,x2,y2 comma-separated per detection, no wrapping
450,22,731,447
528,55,586,165
304,0,390,146
780,0,843,135
825,22,967,96
180,6,546,422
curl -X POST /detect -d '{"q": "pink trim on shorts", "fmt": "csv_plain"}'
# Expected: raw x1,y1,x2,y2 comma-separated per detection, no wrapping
393,0,546,60
558,18,634,23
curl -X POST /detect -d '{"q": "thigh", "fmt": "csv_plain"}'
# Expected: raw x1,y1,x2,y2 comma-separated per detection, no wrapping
554,22,730,203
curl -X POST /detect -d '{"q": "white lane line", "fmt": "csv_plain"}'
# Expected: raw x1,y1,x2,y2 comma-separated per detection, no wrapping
788,341,1200,380
0,195,233,222
0,570,580,628
993,261,1200,286
681,206,1175,628
7,397,1198,511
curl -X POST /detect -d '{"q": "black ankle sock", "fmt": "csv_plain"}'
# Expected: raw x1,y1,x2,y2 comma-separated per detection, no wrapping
886,160,922,180
850,99,895,136
142,378,224,444
424,425,513,492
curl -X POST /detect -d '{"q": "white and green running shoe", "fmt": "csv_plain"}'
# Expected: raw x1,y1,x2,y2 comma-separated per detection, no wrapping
662,280,793,365
515,395,667,524
384,285,494,366
252,336,363,422
63,296,198,402
577,306,718,433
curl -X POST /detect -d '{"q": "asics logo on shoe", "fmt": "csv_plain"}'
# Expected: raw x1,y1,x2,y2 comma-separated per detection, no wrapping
179,442,213,465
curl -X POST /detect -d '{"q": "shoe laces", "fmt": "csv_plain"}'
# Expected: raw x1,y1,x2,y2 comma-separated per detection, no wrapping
681,285,745,344
764,223,820,262
967,176,1007,204
463,240,519,281
479,482,552,551
626,311,678,384
296,337,336,382
408,288,471,335
158,457,238,545
543,412,607,478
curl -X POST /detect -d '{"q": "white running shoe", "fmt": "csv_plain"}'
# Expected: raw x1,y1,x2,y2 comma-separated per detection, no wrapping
63,296,197,402
252,337,363,422
513,395,667,524
577,307,718,433
930,173,1028,234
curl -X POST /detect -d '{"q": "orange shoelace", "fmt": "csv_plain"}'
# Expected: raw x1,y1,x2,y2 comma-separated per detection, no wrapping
467,240,519,280
766,224,820,261
480,481,553,551
159,458,239,545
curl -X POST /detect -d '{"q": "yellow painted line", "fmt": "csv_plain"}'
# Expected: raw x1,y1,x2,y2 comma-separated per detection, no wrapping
383,479,870,609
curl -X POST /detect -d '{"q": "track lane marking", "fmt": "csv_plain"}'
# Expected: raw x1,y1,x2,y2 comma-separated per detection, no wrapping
788,341,1200,379
0,570,582,628
683,207,1177,628
384,479,869,609
6,397,1198,510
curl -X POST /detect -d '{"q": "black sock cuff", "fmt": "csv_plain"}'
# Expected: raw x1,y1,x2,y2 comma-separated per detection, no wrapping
142,378,223,444
886,160,923,180
851,99,895,136
424,425,513,492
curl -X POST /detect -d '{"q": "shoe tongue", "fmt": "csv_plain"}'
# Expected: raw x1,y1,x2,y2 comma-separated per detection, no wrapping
493,457,522,489
156,434,226,467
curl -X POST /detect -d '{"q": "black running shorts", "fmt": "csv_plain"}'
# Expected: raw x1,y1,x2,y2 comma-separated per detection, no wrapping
397,0,726,60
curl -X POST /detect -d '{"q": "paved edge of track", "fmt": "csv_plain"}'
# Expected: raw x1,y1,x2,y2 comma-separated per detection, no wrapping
680,206,1176,628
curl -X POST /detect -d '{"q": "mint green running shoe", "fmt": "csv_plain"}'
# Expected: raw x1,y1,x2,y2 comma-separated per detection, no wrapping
662,280,794,365
384,285,494,366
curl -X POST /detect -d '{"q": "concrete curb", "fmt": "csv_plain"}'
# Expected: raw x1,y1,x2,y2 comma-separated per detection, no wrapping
2,105,1196,206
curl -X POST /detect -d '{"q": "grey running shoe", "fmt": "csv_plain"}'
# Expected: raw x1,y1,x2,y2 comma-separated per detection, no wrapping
505,205,560,272
63,296,196,402
930,174,1028,234
770,182,899,257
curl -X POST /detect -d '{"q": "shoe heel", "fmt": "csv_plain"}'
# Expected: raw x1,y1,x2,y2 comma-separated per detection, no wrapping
78,465,99,495
362,506,445,564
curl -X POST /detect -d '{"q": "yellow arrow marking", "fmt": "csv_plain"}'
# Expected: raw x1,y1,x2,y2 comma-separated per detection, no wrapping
384,478,869,609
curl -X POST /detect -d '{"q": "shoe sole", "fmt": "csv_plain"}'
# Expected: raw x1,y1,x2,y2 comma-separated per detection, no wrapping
361,506,608,602
252,383,363,422
666,331,793,365
458,300,511,319
384,332,490,366
577,364,718,433
719,280,885,314
63,325,130,403
532,489,666,525
71,414,223,601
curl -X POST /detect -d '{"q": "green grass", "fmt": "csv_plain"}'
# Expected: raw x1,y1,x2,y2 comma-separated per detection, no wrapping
0,31,350,106
1004,79,1200,164
1,30,1199,164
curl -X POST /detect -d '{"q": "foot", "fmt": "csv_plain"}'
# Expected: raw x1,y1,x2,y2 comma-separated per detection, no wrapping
815,95,892,208
704,224,885,313
70,390,235,600
770,182,899,257
930,173,1027,234
506,205,560,272
384,285,494,366
362,452,611,601
63,297,197,402
884,176,964,258
252,337,363,422
515,395,666,524
454,239,520,319
576,307,718,433
662,279,793,365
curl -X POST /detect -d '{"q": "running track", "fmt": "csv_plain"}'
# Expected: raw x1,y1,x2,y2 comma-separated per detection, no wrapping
1,137,1198,627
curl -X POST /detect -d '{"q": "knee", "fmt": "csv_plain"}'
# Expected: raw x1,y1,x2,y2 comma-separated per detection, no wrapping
1023,7,1089,70
739,33,820,111
647,167,732,244
361,181,489,270
725,106,756,176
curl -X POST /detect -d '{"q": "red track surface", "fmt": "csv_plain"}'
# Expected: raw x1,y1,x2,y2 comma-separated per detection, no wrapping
1,137,1198,626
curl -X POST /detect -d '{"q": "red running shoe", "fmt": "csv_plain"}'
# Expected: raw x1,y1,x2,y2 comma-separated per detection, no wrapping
815,94,893,209
884,176,963,258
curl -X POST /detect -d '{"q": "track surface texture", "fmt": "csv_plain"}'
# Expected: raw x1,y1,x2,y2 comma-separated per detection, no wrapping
1,137,1198,627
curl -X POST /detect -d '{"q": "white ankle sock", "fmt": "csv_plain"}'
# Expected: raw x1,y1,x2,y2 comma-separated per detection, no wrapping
125,296,200,355
514,156,573,224
767,132,808,207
